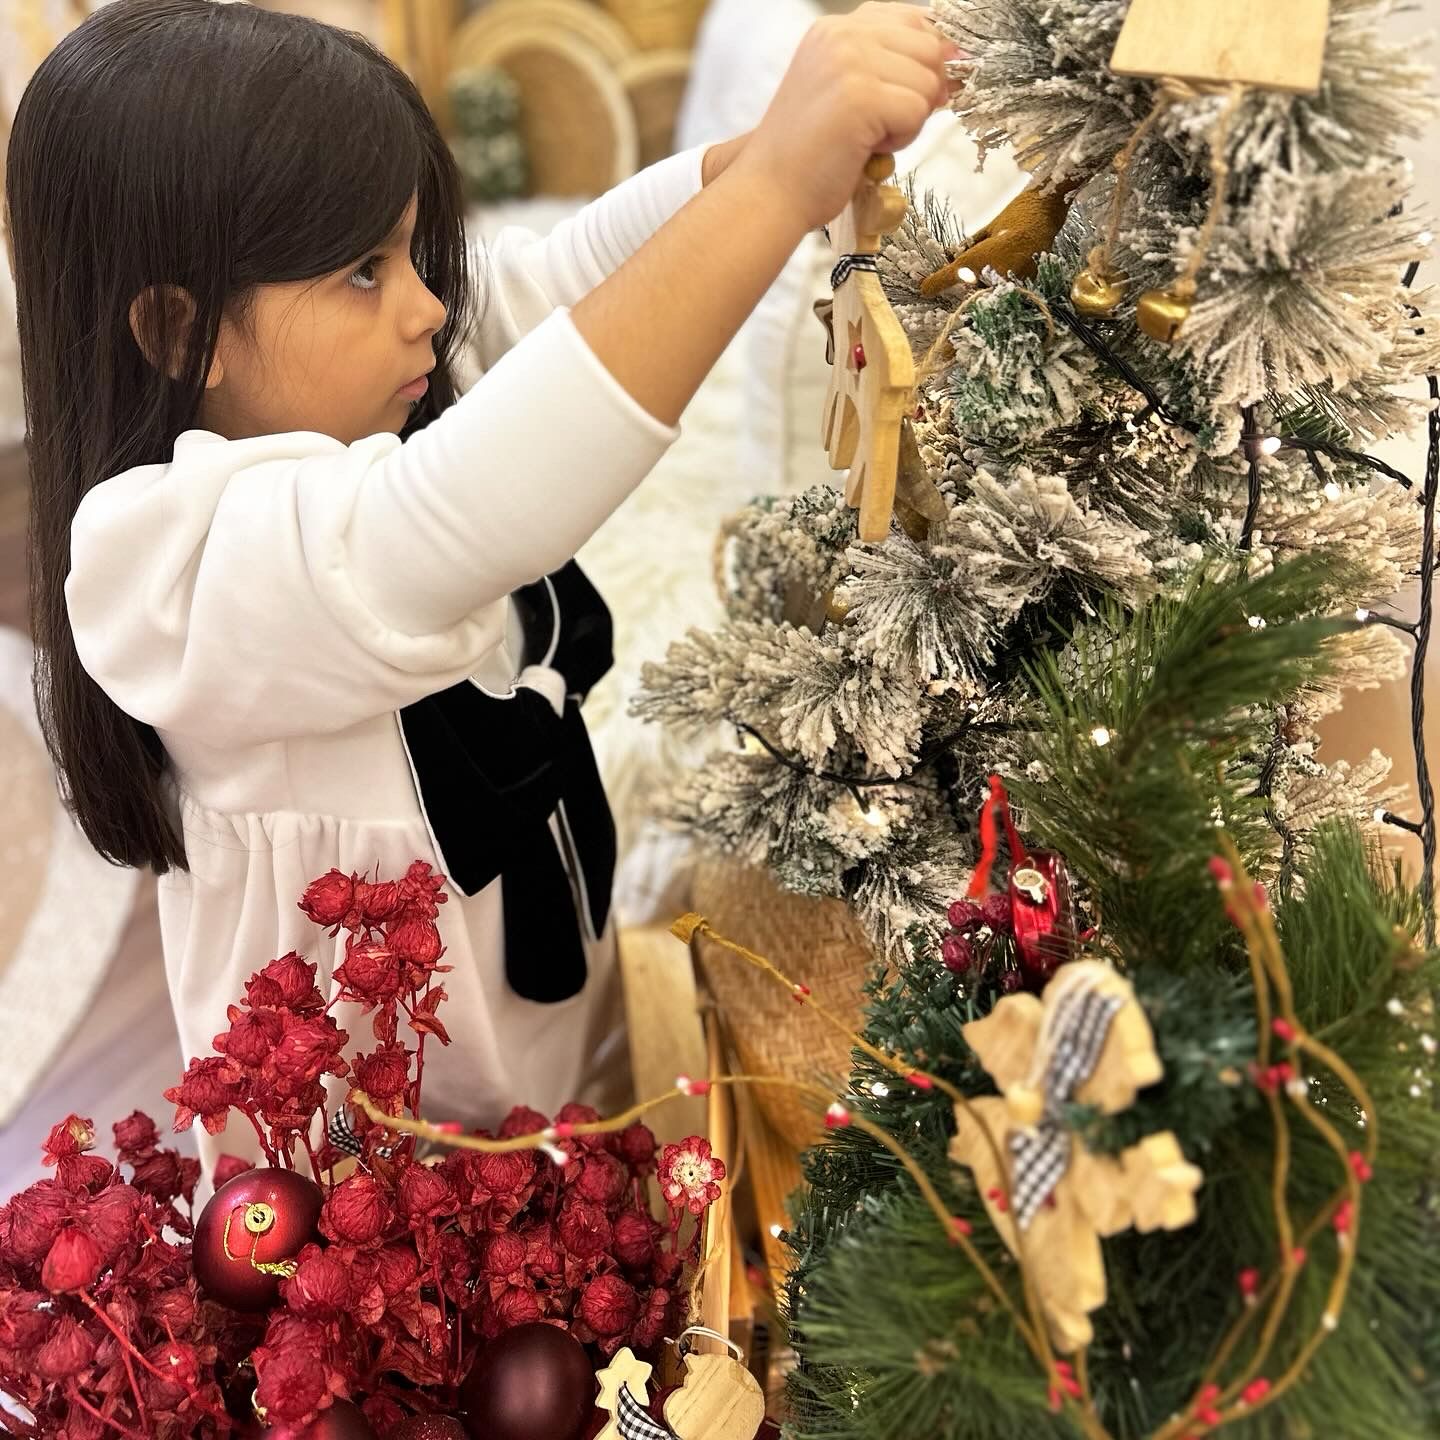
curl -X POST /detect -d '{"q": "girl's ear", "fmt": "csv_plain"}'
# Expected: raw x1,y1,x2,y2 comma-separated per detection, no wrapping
128,283,223,387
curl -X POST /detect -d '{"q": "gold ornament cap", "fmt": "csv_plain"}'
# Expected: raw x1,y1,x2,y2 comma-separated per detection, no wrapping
1136,287,1192,343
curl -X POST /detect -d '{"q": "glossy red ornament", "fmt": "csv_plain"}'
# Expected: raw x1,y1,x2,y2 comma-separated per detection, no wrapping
460,1322,595,1440
392,1418,467,1440
1007,849,1077,989
193,1168,325,1311
260,1400,375,1439
851,342,867,371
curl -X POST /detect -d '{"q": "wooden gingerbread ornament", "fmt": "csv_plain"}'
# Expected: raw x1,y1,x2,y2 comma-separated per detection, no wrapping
948,961,1203,1352
819,153,917,544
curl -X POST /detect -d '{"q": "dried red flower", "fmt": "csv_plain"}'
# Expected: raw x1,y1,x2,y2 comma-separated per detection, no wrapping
397,1162,456,1222
579,1274,639,1337
164,1057,248,1136
611,1210,657,1271
41,1226,105,1294
321,1174,395,1248
354,1044,412,1103
283,1243,353,1317
334,937,404,1008
658,1138,726,1216
615,1123,657,1174
300,869,360,930
558,1200,613,1261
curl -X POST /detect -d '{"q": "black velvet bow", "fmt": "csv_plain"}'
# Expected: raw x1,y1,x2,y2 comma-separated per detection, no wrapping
396,562,616,1004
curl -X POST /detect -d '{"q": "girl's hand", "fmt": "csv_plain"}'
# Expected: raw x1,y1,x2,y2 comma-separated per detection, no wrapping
736,3,962,233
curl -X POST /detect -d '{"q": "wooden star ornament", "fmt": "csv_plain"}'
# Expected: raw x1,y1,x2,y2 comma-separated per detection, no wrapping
820,153,916,543
593,1348,654,1440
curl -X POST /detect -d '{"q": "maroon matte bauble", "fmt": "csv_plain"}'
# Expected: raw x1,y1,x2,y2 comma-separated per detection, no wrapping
392,1419,467,1440
193,1167,325,1311
1007,849,1077,990
460,1323,595,1440
260,1400,375,1439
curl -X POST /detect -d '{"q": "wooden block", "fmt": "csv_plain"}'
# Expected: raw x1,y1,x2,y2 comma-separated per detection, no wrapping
618,925,708,1143
1110,0,1329,95
737,1087,801,1294
698,1007,735,1343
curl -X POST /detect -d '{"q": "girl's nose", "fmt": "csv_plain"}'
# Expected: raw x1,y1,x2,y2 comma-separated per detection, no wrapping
405,265,448,339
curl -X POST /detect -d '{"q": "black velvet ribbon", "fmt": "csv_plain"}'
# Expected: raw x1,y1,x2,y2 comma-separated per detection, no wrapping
397,562,616,1004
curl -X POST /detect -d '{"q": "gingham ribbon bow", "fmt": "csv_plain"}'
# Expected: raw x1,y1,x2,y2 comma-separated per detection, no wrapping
616,1387,676,1440
1008,983,1125,1229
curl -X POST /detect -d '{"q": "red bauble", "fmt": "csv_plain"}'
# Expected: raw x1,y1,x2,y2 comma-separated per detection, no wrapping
460,1323,595,1440
392,1419,467,1440
1008,849,1077,989
193,1168,325,1311
260,1400,375,1439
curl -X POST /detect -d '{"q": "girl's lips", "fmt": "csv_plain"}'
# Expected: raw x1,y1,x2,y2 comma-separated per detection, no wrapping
397,375,429,400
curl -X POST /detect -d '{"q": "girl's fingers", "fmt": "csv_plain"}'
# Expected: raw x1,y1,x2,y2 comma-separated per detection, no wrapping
869,48,952,110
872,79,940,153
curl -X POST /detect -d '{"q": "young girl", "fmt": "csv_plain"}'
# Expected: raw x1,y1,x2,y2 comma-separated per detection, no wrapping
7,0,956,1176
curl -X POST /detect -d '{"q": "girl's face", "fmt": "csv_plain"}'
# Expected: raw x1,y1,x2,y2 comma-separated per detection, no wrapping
199,195,448,445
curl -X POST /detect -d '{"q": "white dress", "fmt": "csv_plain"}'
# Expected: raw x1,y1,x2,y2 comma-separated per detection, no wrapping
64,146,708,1179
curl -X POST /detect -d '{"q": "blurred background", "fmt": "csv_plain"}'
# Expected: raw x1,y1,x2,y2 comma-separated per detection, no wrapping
0,0,1434,1193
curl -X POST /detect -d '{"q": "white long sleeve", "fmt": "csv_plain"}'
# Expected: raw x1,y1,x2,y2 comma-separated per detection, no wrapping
67,148,707,749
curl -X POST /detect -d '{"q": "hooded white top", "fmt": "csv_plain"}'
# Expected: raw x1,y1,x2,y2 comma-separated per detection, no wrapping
64,145,708,1177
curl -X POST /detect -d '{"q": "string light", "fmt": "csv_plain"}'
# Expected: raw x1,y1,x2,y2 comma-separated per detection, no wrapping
1324,481,1342,501
957,266,977,284
1091,726,1112,747
1248,615,1266,629
1259,435,1283,456
864,806,884,826
869,1080,890,1098
1356,608,1371,623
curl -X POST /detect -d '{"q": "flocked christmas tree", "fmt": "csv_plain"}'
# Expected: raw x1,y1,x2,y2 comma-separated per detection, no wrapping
635,0,1440,1435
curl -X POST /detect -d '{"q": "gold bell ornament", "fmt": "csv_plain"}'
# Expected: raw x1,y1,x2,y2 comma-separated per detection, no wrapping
1135,281,1195,343
1070,247,1129,317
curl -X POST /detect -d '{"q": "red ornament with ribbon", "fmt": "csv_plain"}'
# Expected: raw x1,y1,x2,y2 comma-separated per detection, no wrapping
966,775,1078,991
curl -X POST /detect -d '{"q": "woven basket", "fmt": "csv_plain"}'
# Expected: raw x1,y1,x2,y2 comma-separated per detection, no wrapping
598,0,708,52
690,854,876,1150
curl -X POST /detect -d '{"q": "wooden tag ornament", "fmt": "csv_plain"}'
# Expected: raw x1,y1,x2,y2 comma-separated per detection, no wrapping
820,153,916,544
1110,0,1330,96
663,1335,766,1440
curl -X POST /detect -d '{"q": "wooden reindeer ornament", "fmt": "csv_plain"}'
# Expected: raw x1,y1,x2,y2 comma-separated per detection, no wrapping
819,153,916,544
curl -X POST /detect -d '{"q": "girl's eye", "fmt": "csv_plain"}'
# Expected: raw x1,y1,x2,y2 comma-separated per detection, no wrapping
348,256,383,292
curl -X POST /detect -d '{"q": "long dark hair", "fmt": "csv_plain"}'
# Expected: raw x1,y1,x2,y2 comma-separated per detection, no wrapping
7,0,475,873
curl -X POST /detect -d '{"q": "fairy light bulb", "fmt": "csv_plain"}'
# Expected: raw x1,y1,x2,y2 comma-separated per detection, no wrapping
1091,726,1112,747
864,806,884,826
869,1081,890,1098
1356,608,1371,623
1259,435,1282,456
1248,615,1266,629
1324,481,1342,501
957,266,977,284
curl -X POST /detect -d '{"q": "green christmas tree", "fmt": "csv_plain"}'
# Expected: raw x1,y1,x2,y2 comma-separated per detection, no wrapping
634,0,1440,1433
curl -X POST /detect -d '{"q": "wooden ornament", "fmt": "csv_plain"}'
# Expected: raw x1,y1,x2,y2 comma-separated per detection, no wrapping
820,153,916,544
948,961,1203,1351
662,1350,766,1440
593,1348,654,1440
919,184,1077,298
1110,0,1330,96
